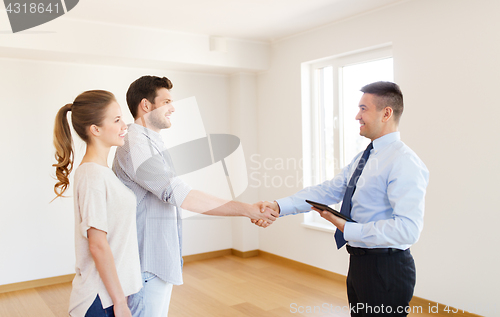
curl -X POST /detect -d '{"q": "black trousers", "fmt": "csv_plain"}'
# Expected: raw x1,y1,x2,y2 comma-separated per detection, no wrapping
346,248,416,316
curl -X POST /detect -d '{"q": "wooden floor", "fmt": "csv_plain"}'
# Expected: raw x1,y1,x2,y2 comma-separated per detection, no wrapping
0,255,445,316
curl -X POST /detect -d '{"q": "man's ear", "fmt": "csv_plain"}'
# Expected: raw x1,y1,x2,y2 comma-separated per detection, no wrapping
140,98,150,113
382,107,394,122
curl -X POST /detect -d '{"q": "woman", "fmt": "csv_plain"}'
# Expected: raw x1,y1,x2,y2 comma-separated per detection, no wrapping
53,90,142,317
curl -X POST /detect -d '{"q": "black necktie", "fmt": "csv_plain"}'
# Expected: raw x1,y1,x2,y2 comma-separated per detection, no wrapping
334,142,373,249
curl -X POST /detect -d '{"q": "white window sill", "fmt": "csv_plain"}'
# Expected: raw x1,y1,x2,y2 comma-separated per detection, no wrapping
301,221,336,234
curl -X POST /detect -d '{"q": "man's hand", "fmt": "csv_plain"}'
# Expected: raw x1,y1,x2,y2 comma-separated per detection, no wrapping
181,190,276,226
247,202,278,228
251,201,280,227
311,207,347,232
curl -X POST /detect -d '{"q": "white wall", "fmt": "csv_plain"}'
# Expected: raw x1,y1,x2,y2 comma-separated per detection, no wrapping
229,73,261,252
256,0,500,315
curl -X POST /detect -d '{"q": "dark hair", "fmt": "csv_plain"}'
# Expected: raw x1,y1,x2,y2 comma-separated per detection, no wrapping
361,81,404,123
126,76,173,119
52,90,116,198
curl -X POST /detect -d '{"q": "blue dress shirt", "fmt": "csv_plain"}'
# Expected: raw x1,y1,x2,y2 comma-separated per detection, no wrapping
277,132,429,250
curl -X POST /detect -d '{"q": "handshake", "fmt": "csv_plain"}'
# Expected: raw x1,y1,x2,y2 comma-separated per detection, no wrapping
246,200,343,230
184,191,335,229
249,201,281,228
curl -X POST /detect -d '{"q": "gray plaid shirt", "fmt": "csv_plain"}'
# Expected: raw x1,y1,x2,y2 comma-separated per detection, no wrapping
112,123,192,285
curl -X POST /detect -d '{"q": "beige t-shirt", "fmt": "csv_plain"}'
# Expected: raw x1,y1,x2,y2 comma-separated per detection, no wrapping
69,163,142,317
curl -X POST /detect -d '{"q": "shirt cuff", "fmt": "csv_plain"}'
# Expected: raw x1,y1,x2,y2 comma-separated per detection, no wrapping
171,177,192,208
276,197,298,217
343,222,363,243
80,216,108,239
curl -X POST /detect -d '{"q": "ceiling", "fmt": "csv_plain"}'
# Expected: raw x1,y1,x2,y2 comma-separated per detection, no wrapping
66,0,404,42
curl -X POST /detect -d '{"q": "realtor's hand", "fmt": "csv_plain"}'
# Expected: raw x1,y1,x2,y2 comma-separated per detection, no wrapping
311,207,346,232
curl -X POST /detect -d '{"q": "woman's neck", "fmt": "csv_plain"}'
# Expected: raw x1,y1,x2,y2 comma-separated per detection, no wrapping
80,142,110,167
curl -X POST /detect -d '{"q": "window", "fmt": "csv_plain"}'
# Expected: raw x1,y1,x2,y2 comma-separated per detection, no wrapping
301,46,393,231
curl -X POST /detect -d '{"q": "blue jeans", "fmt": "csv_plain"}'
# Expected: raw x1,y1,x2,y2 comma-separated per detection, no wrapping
85,295,114,317
128,272,173,317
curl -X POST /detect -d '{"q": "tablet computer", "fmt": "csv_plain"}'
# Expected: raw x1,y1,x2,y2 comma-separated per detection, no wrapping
305,199,356,222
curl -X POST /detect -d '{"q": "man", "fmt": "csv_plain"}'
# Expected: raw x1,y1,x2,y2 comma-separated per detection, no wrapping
113,75,277,317
259,81,429,316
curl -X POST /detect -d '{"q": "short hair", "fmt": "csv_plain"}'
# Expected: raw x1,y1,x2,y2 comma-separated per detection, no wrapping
361,81,404,123
126,76,173,119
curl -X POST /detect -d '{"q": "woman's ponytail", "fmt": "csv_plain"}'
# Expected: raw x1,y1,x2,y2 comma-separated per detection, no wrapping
52,103,74,198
